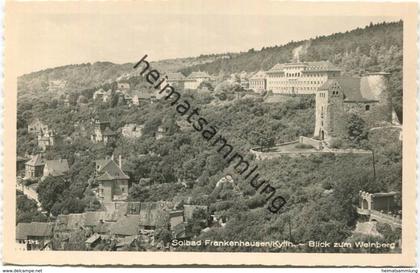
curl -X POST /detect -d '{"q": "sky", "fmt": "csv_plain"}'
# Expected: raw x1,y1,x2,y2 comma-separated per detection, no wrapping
10,2,401,76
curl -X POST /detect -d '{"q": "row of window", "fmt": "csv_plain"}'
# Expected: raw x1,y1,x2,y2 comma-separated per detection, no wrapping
269,73,328,78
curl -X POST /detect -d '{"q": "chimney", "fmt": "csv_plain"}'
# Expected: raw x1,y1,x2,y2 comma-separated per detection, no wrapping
119,155,122,169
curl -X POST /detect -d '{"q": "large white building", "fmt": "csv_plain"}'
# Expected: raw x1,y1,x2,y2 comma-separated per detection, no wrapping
183,71,211,90
265,61,341,94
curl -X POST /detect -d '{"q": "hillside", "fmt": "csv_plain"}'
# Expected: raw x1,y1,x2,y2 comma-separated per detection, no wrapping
17,53,234,99
179,21,403,120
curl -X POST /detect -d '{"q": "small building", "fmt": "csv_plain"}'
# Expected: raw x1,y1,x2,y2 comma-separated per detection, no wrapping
25,154,45,179
169,210,184,230
93,88,107,101
249,71,267,93
16,222,54,251
37,129,55,151
121,124,144,138
95,157,130,203
138,202,172,231
43,159,69,177
110,215,140,237
28,119,48,135
91,119,117,144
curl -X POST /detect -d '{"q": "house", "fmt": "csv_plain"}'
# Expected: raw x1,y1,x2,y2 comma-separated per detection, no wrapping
169,210,184,230
28,119,48,135
249,71,267,93
16,222,54,251
314,73,392,145
166,72,186,88
95,157,130,203
93,88,106,101
266,61,341,94
43,159,69,177
102,89,112,103
239,71,249,89
91,119,117,144
25,154,45,179
37,129,55,151
184,71,211,90
121,124,144,138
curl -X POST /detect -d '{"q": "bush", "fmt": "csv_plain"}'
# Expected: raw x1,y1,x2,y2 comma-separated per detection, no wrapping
329,138,343,149
295,143,313,149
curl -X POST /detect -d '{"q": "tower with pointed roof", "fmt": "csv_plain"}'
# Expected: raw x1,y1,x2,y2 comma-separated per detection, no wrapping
25,154,45,179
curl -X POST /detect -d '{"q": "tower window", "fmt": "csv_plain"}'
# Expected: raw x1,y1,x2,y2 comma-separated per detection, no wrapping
365,105,370,111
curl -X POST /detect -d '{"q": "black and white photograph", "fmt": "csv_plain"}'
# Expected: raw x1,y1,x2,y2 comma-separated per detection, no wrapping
3,0,417,267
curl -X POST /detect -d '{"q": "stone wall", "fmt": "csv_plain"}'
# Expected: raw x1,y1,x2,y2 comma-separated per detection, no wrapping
299,136,322,150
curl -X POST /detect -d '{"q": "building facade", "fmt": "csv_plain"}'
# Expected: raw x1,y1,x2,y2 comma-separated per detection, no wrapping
249,71,267,93
266,61,341,94
91,119,117,144
314,73,393,144
183,71,211,90
25,154,45,179
95,157,130,203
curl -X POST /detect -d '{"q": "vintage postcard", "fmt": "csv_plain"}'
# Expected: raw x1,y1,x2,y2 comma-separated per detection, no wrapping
2,0,417,267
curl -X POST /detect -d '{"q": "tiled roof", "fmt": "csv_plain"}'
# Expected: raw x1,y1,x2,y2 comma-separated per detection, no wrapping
16,222,53,240
188,71,210,79
25,154,45,167
110,215,139,236
139,202,172,227
249,71,267,80
167,72,186,81
95,159,129,180
319,77,379,102
44,159,69,176
103,127,116,136
268,61,340,73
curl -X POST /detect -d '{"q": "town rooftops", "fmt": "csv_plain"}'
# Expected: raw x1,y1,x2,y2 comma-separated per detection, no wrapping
25,154,45,167
319,77,381,102
16,222,54,240
139,202,173,227
110,215,139,236
44,159,69,176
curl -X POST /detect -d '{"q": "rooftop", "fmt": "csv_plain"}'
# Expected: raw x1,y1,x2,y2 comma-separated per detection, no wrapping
25,154,45,167
16,222,54,240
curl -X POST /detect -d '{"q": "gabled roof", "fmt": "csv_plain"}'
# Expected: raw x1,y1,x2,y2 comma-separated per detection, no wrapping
110,215,139,236
95,159,129,180
167,72,186,81
16,222,54,240
319,77,379,102
139,202,172,227
188,71,210,79
25,154,45,167
103,127,116,136
44,159,69,176
249,71,267,80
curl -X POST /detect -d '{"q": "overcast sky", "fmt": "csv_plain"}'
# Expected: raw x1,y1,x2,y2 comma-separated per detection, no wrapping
11,2,401,76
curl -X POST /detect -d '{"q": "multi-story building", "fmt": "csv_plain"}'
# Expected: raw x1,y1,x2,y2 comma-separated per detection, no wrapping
166,72,186,89
91,119,117,144
314,72,392,144
184,71,211,90
95,156,129,203
266,61,341,94
249,71,267,93
25,154,45,179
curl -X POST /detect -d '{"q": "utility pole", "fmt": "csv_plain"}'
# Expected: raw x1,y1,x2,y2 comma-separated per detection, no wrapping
371,149,376,181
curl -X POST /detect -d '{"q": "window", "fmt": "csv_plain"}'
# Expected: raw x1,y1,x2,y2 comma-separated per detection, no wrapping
365,105,370,111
